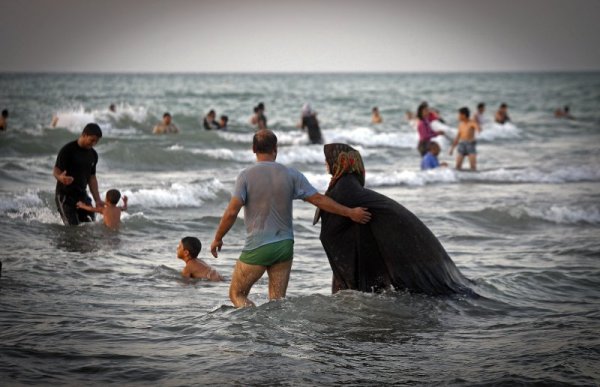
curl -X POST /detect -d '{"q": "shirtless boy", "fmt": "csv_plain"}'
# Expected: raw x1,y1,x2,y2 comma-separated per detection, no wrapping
177,237,223,281
77,189,128,230
153,112,180,134
449,107,480,171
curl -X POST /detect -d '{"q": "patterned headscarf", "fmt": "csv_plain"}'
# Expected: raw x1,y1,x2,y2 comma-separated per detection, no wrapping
324,143,366,192
314,143,366,225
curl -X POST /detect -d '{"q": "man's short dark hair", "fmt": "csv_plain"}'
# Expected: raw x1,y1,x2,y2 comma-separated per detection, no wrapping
257,102,265,110
163,112,171,118
459,107,470,118
208,110,215,116
1,109,8,118
181,236,202,258
500,103,508,109
82,123,102,138
477,102,485,109
253,129,277,154
106,189,121,205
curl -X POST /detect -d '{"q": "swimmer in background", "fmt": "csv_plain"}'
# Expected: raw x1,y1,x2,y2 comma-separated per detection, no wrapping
473,102,485,132
554,105,575,119
153,112,180,134
203,110,221,130
76,189,128,230
251,102,267,130
177,236,224,281
219,115,229,130
299,103,323,144
0,109,8,131
495,103,511,124
421,142,448,170
449,107,480,171
371,107,383,124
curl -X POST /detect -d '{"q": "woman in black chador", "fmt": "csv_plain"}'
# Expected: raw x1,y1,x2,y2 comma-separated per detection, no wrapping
314,143,473,295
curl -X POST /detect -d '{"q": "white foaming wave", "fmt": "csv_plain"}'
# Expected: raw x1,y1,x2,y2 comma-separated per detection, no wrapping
1,190,62,224
525,205,600,225
324,127,417,148
478,122,521,140
305,165,599,190
51,104,149,135
216,130,307,146
170,144,372,165
122,179,225,208
468,165,600,184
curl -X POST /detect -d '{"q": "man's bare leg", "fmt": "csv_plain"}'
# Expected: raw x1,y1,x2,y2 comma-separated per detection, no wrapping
455,154,465,170
229,260,267,308
266,259,293,300
468,154,477,171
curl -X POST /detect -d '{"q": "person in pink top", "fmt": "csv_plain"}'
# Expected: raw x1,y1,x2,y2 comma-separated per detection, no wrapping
416,102,445,156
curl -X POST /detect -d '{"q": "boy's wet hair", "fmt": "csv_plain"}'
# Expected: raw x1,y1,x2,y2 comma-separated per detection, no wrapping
1,109,8,117
221,115,228,123
82,123,102,138
477,102,485,109
181,236,202,258
500,103,508,109
459,107,470,118
163,112,171,118
253,129,277,154
106,189,121,205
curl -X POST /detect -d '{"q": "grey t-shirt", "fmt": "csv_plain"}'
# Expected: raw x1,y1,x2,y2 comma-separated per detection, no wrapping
233,161,318,251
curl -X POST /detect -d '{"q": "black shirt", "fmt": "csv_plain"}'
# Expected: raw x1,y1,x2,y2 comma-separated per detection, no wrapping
55,140,98,198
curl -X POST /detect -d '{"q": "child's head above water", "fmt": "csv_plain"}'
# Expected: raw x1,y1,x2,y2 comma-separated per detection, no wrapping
428,142,441,156
178,236,202,260
458,107,470,120
106,189,122,205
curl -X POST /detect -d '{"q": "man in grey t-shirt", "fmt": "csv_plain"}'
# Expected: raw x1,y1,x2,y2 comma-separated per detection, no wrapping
210,129,371,308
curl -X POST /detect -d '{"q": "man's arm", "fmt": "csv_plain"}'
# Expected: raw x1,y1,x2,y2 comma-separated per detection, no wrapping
53,166,74,185
449,131,460,155
304,193,371,224
88,175,103,207
210,197,244,257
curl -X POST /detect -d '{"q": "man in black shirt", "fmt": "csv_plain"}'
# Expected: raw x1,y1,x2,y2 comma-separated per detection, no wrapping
53,123,104,225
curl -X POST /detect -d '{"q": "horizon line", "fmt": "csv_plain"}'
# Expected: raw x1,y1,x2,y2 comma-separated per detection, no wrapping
1,69,599,76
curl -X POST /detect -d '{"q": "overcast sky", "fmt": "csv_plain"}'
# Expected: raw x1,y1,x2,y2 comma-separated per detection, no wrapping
1,0,599,73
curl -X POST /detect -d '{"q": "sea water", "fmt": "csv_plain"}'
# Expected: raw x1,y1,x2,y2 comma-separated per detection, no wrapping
0,73,599,385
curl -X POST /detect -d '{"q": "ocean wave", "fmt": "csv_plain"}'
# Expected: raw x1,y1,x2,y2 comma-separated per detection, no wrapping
465,205,600,225
305,165,600,190
49,104,150,135
169,144,369,165
122,179,225,208
0,190,62,224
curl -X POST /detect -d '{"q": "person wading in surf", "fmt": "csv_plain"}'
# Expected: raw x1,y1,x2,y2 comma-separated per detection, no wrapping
210,129,371,308
53,123,104,226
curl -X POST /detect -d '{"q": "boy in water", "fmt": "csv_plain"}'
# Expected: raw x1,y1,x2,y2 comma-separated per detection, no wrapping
76,189,128,230
421,142,447,170
449,107,480,171
177,236,223,281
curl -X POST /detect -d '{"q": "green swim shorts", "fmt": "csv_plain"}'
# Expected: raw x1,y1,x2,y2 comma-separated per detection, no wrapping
239,239,294,266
